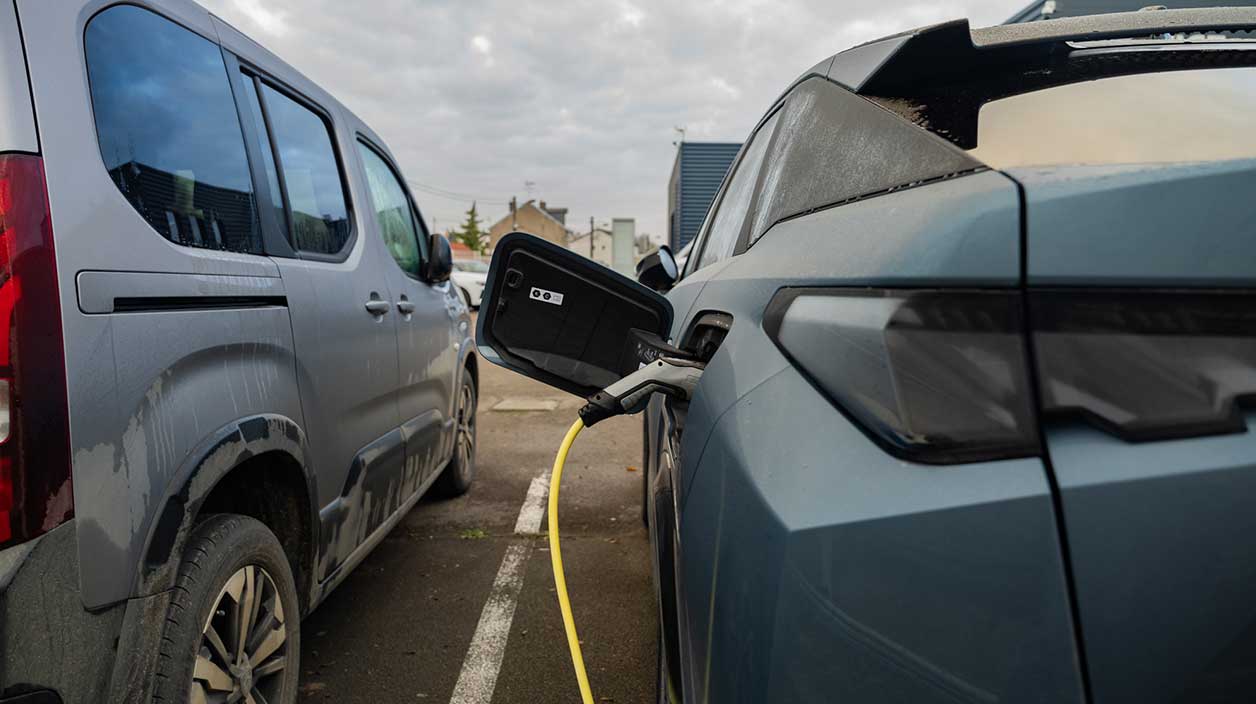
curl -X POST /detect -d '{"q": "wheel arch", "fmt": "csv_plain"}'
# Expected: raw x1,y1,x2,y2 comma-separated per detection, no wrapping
136,414,320,610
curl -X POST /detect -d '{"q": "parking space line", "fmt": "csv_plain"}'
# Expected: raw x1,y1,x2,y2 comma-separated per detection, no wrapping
513,471,550,536
449,471,550,704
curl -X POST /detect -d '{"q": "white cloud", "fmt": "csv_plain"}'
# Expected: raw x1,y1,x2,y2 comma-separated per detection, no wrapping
619,3,645,28
227,0,288,36
199,0,1021,237
710,77,741,100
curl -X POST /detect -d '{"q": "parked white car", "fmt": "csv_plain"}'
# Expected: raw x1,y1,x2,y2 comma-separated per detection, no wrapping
452,259,490,308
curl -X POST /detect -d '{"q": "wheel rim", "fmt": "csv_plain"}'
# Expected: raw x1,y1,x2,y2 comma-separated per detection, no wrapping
191,565,288,704
456,380,476,477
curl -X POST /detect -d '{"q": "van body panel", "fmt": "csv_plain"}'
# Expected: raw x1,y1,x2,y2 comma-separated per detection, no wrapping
0,1,38,153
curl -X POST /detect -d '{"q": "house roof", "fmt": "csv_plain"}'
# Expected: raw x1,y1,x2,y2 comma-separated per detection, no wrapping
489,199,570,233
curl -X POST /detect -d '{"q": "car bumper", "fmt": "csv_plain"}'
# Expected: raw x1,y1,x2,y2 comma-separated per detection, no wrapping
0,521,167,704
671,364,1085,703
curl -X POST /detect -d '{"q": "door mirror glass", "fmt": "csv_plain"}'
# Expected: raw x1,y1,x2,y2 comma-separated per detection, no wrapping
426,234,452,283
635,246,678,292
477,232,674,398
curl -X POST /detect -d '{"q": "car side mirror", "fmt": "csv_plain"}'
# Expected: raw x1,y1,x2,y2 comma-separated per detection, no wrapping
635,246,678,292
476,232,674,397
426,234,452,283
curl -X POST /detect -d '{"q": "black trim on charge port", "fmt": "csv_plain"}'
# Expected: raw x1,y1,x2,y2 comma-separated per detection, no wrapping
112,295,288,313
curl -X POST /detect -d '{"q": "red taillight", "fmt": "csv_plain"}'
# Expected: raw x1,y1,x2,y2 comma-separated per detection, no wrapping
0,154,72,549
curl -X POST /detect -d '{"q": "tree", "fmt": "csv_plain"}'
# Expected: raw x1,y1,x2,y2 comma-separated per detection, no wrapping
451,201,486,253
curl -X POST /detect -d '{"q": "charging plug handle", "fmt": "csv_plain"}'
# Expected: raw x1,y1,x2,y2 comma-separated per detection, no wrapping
578,357,705,427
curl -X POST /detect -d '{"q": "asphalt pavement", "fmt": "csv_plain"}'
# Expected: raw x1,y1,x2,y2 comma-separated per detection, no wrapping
297,342,657,703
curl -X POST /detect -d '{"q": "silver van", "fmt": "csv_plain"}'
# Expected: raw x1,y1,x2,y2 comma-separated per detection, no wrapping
0,2,478,702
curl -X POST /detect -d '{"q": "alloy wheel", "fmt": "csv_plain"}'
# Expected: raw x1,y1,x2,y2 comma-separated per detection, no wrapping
191,565,289,704
456,380,476,477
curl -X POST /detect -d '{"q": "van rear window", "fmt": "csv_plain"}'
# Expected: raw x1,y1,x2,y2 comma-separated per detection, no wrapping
85,5,262,254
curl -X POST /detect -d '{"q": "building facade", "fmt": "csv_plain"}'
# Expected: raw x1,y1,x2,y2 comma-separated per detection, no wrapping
566,228,613,268
486,199,570,251
667,141,741,252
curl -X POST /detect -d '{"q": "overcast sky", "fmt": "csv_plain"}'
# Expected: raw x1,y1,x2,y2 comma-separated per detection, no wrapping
200,0,1020,241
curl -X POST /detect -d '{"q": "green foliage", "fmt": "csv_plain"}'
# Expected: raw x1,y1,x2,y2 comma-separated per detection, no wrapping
451,201,486,253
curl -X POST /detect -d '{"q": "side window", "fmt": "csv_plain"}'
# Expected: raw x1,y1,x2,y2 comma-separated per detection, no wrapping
357,142,422,277
748,78,979,246
85,5,262,253
694,110,779,272
259,84,351,255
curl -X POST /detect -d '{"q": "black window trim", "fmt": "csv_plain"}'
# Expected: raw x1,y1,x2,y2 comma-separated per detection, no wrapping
83,2,274,258
222,51,295,259
355,134,432,283
234,57,358,263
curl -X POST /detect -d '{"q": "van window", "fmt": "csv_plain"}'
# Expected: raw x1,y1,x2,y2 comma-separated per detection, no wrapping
358,142,423,276
85,5,262,253
260,84,351,256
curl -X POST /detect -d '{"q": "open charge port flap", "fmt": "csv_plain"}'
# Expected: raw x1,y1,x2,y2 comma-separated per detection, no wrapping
681,312,733,363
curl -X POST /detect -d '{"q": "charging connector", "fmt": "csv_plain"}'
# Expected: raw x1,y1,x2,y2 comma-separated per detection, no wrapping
578,357,705,427
552,355,706,704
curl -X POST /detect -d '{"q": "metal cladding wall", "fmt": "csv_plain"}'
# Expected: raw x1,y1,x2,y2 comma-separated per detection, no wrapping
668,142,741,251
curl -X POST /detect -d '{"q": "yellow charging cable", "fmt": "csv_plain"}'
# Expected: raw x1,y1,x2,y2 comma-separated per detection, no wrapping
549,417,595,704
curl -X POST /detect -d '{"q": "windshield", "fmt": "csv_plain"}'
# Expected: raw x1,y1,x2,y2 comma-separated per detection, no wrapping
455,260,490,273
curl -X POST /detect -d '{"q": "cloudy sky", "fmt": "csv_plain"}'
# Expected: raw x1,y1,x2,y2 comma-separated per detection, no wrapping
200,0,1020,241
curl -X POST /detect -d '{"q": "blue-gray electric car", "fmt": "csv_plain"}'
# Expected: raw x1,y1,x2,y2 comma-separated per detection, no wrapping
477,7,1256,703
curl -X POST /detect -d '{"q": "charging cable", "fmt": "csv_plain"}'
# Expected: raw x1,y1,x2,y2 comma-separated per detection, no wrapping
547,357,705,704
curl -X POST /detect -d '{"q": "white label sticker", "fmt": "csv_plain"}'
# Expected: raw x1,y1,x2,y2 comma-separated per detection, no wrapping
529,286,564,306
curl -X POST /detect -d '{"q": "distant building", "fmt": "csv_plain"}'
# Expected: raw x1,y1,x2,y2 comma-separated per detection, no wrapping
486,199,570,251
540,200,568,226
667,142,741,252
448,237,479,261
566,228,614,268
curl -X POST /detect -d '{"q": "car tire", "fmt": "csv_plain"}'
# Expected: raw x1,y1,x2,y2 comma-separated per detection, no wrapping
460,286,473,309
434,371,477,497
151,514,300,704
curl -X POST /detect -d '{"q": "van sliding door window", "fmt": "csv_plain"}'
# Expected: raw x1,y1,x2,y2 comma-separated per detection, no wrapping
257,85,352,256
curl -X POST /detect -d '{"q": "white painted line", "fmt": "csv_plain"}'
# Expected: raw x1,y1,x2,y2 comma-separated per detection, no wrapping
449,471,549,704
492,398,560,412
449,544,530,704
513,472,550,536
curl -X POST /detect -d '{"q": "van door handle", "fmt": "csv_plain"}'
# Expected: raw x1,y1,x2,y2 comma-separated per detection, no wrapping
364,296,390,316
396,297,415,315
